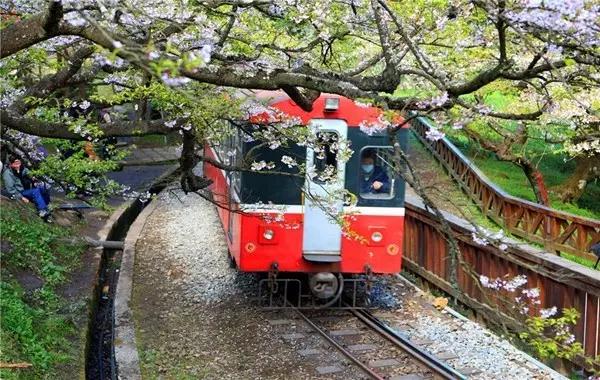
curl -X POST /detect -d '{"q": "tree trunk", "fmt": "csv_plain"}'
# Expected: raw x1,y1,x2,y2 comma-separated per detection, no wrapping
558,155,599,203
179,129,212,193
520,163,549,206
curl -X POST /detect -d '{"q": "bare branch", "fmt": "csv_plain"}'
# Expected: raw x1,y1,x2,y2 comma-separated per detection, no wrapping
0,110,173,140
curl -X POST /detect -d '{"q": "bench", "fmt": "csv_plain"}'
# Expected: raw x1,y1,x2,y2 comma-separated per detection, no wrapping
1,188,94,218
55,203,94,218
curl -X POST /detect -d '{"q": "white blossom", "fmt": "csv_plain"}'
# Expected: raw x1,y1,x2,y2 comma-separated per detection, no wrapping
472,232,489,246
522,288,540,299
161,73,191,87
281,155,298,168
540,306,558,319
251,160,268,171
479,275,490,287
504,275,528,292
199,44,213,63
425,127,445,141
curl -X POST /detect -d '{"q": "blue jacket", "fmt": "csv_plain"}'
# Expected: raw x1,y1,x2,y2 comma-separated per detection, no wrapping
360,166,391,194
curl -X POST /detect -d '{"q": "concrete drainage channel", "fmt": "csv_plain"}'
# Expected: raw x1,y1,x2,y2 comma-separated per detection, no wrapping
85,169,178,380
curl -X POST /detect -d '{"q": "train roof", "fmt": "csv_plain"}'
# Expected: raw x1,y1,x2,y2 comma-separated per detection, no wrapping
239,90,406,128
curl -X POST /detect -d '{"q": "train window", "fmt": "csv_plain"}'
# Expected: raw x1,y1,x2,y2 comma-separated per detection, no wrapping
359,147,395,199
313,131,339,184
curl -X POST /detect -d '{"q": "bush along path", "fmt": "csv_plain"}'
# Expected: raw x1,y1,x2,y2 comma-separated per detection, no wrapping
0,200,99,379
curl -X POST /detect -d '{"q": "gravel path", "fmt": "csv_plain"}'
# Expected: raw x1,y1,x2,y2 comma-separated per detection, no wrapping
131,188,567,379
158,191,253,305
133,190,318,379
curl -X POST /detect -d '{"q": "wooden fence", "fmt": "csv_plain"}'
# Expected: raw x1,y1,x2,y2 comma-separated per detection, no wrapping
410,116,600,261
403,195,600,369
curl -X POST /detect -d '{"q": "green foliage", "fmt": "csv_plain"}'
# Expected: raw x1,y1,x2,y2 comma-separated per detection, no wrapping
0,202,84,378
0,204,82,285
480,276,597,372
89,80,241,143
34,140,128,208
519,309,585,361
560,252,598,269
0,282,74,378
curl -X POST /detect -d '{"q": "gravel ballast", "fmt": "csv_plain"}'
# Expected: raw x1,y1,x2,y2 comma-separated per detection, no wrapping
373,277,566,380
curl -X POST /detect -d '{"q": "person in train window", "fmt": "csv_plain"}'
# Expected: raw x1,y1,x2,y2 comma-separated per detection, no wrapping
360,149,391,194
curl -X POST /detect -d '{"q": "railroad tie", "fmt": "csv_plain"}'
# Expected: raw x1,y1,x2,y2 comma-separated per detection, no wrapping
368,358,400,368
281,333,305,340
329,329,361,336
435,351,459,361
268,319,294,326
456,367,481,375
315,365,343,375
390,375,425,380
298,348,321,356
347,344,377,352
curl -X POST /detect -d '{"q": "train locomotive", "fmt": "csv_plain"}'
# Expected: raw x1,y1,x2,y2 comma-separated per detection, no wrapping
203,91,408,306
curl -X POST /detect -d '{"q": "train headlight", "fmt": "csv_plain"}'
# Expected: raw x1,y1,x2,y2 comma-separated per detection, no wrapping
258,226,278,244
263,229,275,240
371,231,383,243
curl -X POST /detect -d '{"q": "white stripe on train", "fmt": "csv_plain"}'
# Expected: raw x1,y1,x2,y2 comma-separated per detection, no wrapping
240,205,405,216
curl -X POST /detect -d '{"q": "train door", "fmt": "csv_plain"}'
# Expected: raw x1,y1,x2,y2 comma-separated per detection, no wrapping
227,131,241,242
302,119,347,262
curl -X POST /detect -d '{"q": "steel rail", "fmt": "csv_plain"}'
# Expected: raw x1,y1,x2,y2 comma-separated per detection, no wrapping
293,308,385,380
351,308,466,380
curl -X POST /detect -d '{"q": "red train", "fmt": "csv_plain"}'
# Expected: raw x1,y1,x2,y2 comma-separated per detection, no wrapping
204,91,408,304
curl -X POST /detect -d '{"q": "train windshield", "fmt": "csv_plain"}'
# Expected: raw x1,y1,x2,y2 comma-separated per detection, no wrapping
359,147,395,199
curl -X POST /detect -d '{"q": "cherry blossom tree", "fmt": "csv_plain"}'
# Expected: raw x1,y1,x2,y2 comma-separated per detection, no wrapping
1,0,599,369
1,0,598,223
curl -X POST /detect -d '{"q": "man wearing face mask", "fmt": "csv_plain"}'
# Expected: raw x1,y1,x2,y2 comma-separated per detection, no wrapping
360,149,390,195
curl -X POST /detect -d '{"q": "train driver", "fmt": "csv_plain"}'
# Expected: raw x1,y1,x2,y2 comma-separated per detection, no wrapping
360,149,391,195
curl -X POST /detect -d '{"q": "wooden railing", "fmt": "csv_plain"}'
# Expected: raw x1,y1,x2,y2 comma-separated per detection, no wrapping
410,116,600,261
403,195,600,369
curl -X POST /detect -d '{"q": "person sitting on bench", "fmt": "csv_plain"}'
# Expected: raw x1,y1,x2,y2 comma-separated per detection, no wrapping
3,156,52,221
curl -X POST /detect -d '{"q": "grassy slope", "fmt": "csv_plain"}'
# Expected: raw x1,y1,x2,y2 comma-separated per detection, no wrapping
0,202,86,379
407,133,499,230
449,135,600,220
445,90,599,219
409,134,598,269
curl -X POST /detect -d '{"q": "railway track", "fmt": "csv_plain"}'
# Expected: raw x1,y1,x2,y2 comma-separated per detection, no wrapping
270,306,467,379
